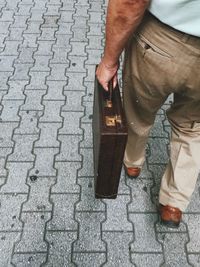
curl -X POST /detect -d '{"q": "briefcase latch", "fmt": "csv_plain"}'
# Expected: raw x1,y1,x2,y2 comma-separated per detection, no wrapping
105,100,113,108
105,115,122,126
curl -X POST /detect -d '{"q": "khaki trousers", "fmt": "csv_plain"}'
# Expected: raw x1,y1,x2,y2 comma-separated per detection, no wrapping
123,13,200,211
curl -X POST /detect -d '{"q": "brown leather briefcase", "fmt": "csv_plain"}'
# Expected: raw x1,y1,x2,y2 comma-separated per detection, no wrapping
93,71,128,199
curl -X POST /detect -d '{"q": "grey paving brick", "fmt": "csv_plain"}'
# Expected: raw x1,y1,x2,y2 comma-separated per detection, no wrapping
102,195,132,231
128,179,156,213
3,80,28,100
62,91,85,111
26,71,48,90
73,253,106,266
45,5,60,16
76,178,105,212
23,177,55,212
38,27,56,41
147,137,169,164
88,22,103,36
0,72,12,90
87,35,103,50
65,72,86,91
0,162,31,193
0,21,11,34
31,55,51,72
0,122,18,147
0,147,12,177
44,80,66,100
35,122,61,147
0,9,14,21
1,40,20,56
22,33,39,48
157,232,191,267
29,147,59,176
186,179,200,212
74,5,89,18
12,253,46,267
70,41,87,56
68,55,87,73
57,23,73,35
7,27,25,41
80,123,92,148
73,212,106,252
0,100,24,122
40,100,64,122
131,254,164,267
0,55,15,71
15,110,41,135
81,101,93,123
56,135,82,161
59,112,83,135
54,34,71,48
48,63,68,81
102,232,133,267
42,15,59,29
0,177,6,187
35,40,54,56
78,148,93,177
0,194,26,231
16,47,37,64
21,89,46,111
86,48,102,65
15,212,51,253
59,10,73,23
8,135,37,162
129,214,162,253
45,231,77,267
149,114,169,138
84,64,96,82
17,4,32,16
188,254,200,267
47,194,79,231
184,214,200,253
51,47,70,64
28,10,44,22
11,15,28,28
0,232,21,267
52,161,80,194
0,33,6,47
11,63,33,80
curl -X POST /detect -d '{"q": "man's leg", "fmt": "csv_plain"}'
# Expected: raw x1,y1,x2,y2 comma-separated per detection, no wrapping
159,95,200,211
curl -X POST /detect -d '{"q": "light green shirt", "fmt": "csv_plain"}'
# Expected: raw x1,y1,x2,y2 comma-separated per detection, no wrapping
149,0,200,37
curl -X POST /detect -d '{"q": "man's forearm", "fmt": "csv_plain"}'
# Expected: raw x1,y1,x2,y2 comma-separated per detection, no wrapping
103,0,150,67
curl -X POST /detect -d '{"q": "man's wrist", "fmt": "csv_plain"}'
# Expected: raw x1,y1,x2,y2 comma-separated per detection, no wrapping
101,57,119,70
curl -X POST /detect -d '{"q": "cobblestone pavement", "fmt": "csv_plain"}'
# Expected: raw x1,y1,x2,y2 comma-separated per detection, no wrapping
0,0,200,266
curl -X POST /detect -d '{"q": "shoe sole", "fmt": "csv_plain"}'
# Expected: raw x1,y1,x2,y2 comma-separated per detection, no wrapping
160,218,180,228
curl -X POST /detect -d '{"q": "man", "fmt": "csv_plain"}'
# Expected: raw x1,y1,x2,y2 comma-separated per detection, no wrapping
96,0,200,228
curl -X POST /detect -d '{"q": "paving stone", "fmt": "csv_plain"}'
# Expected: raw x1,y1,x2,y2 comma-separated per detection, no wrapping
42,15,59,29
15,47,36,64
0,55,16,71
76,178,105,212
1,40,20,56
62,91,85,111
80,122,93,148
11,63,33,80
52,161,80,194
102,195,132,231
22,33,39,48
15,110,41,135
129,214,162,253
35,40,54,56
79,148,93,177
35,122,61,147
51,47,70,64
0,22,12,34
48,63,68,81
39,27,56,41
26,71,48,90
21,89,46,111
56,135,82,161
57,23,73,35
86,48,101,65
0,147,12,177
44,80,66,100
45,5,60,16
87,35,103,50
149,114,169,138
73,252,106,267
31,55,51,72
0,100,24,122
59,112,83,135
3,80,28,100
0,72,12,90
0,177,6,187
73,212,106,252
11,15,28,29
102,232,133,267
7,27,25,41
0,194,27,231
186,179,200,212
128,179,156,213
88,22,102,36
40,100,65,122
15,212,51,252
23,177,55,212
12,253,46,267
84,64,96,82
188,254,200,267
70,41,87,56
8,135,37,162
45,231,77,267
0,232,21,267
54,34,71,48
184,214,200,253
29,147,59,176
0,9,14,21
157,232,191,267
81,101,93,123
147,137,169,164
47,194,79,231
17,4,32,16
0,162,31,193
0,122,18,147
67,55,87,73
131,253,164,267
65,72,86,91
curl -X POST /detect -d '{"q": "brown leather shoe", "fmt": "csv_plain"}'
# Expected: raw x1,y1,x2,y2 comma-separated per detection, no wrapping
124,165,141,178
159,204,182,228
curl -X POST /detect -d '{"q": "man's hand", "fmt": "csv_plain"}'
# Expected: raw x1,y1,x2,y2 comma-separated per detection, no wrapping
96,60,119,91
